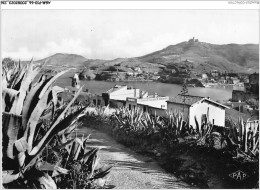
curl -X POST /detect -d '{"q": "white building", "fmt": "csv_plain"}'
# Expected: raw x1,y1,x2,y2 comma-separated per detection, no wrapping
167,94,229,128
125,94,169,112
93,85,148,107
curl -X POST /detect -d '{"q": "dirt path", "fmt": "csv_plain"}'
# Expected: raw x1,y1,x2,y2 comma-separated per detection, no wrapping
73,127,191,189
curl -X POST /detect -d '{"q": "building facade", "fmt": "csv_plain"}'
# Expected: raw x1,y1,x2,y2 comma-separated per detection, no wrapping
92,85,149,107
166,94,229,128
125,94,169,112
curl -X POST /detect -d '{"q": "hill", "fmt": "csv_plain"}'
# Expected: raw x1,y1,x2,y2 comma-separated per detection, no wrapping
36,53,88,67
22,40,258,75
138,40,259,74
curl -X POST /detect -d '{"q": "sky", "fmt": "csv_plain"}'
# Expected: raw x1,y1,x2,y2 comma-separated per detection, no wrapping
2,10,259,60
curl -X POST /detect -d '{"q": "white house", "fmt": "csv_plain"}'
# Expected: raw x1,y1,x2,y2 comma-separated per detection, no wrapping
92,85,148,107
125,94,169,112
167,94,229,128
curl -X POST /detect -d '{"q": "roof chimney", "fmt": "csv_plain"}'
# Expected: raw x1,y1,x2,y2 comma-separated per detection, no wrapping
207,96,210,99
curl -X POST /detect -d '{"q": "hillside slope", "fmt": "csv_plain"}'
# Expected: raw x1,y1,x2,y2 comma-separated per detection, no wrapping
138,41,259,73
36,53,88,67
31,41,258,74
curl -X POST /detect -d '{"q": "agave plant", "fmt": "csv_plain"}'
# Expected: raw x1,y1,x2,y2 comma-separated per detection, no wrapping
194,114,213,146
113,107,143,134
226,118,259,161
2,60,112,188
51,133,113,189
140,112,162,138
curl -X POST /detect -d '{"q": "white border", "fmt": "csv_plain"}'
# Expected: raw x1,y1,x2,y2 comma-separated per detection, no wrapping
1,0,259,10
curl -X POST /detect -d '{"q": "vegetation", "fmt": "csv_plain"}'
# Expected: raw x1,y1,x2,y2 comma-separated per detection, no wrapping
82,105,258,188
84,106,259,162
2,60,112,189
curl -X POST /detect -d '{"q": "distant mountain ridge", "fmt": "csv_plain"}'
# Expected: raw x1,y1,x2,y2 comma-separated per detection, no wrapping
35,40,259,74
139,41,259,73
36,53,88,67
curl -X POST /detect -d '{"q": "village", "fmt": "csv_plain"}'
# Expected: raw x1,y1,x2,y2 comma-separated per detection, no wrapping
65,71,259,130
78,60,254,89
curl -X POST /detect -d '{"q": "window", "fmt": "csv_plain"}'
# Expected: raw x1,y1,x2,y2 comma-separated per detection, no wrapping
97,100,101,106
143,106,147,112
129,104,131,110
93,99,96,105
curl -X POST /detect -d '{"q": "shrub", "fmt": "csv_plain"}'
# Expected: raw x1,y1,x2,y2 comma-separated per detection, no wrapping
2,60,112,189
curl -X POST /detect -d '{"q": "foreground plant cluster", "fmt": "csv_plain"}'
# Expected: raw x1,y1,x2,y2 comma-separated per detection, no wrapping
2,61,112,189
84,106,259,188
87,106,259,161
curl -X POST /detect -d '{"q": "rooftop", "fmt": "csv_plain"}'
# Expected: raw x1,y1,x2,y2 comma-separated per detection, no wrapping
167,94,204,106
167,94,229,109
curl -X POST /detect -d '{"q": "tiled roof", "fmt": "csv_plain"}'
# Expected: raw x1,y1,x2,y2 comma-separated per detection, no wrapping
167,94,204,106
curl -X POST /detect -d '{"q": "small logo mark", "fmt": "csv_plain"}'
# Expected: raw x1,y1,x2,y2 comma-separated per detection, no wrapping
229,170,249,181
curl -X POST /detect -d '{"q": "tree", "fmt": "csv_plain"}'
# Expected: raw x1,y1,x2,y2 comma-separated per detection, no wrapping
2,57,15,70
180,79,188,113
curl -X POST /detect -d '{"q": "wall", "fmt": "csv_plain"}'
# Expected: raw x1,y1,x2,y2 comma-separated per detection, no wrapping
125,96,169,112
167,103,190,121
137,97,169,109
109,100,125,108
109,86,148,101
189,102,225,128
148,107,167,117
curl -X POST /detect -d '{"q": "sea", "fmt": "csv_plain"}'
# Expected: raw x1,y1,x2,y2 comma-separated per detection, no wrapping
55,78,236,103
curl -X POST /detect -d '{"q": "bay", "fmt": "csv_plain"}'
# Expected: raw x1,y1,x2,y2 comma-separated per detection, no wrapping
56,78,233,103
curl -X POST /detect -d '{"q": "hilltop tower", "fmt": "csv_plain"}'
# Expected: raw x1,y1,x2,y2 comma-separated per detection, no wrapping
72,73,80,89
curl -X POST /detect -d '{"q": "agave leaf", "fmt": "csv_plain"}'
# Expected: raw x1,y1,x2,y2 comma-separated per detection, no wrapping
244,119,249,152
36,172,57,189
36,160,54,171
39,112,53,121
65,139,83,162
39,69,71,99
14,137,28,153
82,148,100,164
22,75,46,130
32,122,44,146
63,122,79,136
57,106,86,136
93,165,113,179
11,60,41,115
82,133,91,148
52,138,76,152
52,166,69,177
86,151,99,178
194,116,200,135
17,152,26,167
2,171,20,184
2,88,19,112
10,62,27,89
25,87,51,153
73,140,84,161
2,112,23,159
2,72,8,89
7,91,20,115
29,87,83,156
